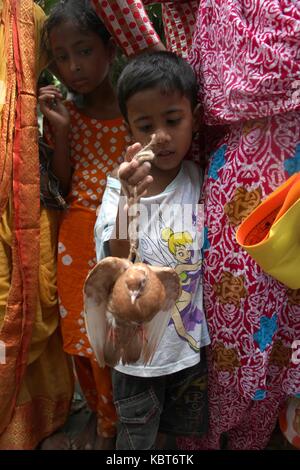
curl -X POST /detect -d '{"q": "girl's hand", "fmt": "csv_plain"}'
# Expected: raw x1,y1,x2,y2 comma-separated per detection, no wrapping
118,143,153,199
38,85,70,135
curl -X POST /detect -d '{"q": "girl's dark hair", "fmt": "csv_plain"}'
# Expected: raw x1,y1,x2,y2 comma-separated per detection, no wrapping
43,0,111,50
117,51,198,122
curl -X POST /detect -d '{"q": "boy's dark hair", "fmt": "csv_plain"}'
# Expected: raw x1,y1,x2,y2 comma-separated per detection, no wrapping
43,0,111,51
117,51,198,121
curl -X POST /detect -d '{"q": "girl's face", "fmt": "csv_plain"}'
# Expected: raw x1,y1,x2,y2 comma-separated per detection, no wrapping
49,21,114,94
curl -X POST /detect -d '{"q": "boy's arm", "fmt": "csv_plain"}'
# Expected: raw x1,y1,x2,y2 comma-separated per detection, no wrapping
39,85,72,195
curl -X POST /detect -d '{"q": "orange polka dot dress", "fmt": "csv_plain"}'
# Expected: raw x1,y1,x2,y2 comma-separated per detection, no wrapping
56,101,130,356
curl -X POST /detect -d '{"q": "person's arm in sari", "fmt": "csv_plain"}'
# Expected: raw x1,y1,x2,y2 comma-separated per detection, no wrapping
159,1,199,57
91,1,199,57
91,0,164,56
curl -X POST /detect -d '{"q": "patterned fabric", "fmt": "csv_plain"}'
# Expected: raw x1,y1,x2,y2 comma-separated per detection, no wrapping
162,1,198,58
189,0,300,125
74,356,117,438
0,205,73,449
45,100,130,437
178,346,287,450
202,113,300,392
180,115,300,450
91,0,160,56
92,0,198,57
45,100,130,355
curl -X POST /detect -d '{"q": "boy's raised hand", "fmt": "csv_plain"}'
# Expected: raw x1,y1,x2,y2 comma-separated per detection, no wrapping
38,85,70,135
118,143,153,200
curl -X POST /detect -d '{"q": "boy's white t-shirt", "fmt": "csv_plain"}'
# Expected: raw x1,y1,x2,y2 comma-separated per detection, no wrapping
94,161,210,377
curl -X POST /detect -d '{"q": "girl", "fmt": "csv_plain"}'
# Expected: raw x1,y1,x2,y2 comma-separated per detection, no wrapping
39,0,130,450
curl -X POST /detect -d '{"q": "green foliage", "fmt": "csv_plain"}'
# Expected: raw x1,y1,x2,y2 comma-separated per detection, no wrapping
147,3,164,43
36,0,57,14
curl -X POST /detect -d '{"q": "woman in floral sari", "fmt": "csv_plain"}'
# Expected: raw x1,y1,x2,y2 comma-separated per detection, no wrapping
0,0,73,449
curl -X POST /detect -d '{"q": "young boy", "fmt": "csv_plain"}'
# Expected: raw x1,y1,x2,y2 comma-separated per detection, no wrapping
94,51,210,450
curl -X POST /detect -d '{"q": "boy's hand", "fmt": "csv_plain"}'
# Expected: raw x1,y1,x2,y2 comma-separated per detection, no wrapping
118,143,153,199
38,85,70,136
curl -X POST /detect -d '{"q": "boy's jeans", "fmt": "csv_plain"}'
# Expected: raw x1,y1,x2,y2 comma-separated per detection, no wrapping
111,352,208,450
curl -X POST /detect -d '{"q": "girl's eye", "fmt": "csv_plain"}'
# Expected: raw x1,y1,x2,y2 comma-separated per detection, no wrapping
167,118,181,126
80,48,92,56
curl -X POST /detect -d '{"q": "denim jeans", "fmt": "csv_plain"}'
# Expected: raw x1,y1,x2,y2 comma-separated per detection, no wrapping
111,352,208,450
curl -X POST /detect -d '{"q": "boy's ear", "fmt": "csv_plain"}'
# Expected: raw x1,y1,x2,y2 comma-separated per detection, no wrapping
192,104,202,133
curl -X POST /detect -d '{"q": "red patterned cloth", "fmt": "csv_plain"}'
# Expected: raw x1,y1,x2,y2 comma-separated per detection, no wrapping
181,112,300,450
91,0,160,56
190,0,300,125
91,0,198,57
161,1,198,57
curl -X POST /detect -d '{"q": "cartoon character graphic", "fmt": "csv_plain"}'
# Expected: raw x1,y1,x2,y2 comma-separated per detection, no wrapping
161,228,203,350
